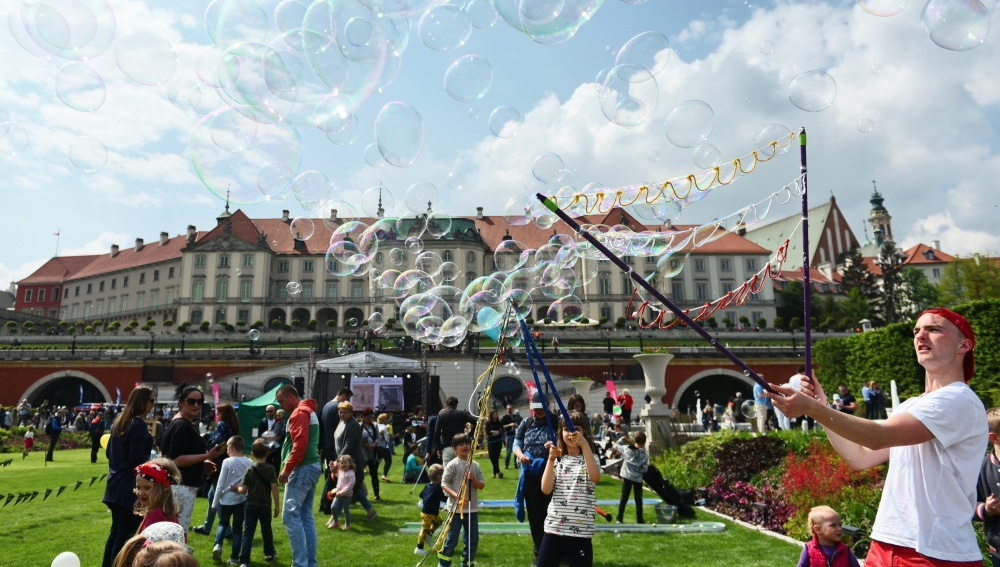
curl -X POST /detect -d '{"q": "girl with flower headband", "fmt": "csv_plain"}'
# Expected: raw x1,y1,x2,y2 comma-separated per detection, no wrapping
134,458,182,533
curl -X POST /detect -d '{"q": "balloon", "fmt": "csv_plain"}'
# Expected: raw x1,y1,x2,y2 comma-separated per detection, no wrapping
100,433,111,449
613,405,622,416
51,552,81,567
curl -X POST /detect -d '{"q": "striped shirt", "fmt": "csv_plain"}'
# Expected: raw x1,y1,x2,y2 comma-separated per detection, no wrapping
543,454,598,538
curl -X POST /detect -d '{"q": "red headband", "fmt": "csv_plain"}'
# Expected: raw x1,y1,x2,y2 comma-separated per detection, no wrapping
135,462,175,487
920,307,975,382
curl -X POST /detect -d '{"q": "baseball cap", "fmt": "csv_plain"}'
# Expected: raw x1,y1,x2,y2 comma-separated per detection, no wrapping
920,307,975,382
529,391,544,410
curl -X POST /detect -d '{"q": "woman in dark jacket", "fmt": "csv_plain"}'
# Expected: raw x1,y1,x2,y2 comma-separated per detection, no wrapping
102,386,156,567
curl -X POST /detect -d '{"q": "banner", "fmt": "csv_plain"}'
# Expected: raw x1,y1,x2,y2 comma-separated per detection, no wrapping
115,387,121,405
212,382,220,407
350,376,405,412
78,385,83,405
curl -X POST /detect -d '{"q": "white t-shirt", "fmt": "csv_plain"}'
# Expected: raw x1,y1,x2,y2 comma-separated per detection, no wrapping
869,381,986,562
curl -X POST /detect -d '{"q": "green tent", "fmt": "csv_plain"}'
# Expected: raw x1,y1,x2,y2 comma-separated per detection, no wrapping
237,384,281,447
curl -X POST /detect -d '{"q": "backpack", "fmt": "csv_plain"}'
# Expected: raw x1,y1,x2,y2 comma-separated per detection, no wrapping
45,417,54,436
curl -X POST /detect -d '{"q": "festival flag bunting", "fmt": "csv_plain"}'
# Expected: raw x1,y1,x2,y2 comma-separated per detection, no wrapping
99,473,107,482
3,494,13,507
15,493,25,505
89,476,98,487
57,486,67,497
29,491,39,501
43,489,52,501
74,481,83,491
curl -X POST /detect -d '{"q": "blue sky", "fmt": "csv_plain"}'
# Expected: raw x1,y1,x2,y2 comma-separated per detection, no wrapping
1,0,999,290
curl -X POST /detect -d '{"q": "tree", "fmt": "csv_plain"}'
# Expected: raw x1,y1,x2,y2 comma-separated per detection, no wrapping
874,241,907,325
841,247,878,299
937,254,1000,305
839,288,872,329
772,316,785,330
899,267,939,319
776,281,805,326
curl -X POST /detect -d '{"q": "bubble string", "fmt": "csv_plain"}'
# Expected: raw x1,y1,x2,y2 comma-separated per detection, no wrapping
537,192,775,394
560,131,797,215
423,305,517,566
626,228,799,330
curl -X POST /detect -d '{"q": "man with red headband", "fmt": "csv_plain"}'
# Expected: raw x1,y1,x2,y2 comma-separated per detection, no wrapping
770,307,986,567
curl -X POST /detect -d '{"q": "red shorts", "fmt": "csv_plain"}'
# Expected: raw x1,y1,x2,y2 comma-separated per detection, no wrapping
24,439,34,449
866,540,982,567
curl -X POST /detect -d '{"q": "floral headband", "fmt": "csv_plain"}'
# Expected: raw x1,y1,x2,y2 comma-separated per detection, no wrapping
135,463,176,487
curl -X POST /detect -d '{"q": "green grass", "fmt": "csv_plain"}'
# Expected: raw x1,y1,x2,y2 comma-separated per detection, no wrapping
0,449,802,566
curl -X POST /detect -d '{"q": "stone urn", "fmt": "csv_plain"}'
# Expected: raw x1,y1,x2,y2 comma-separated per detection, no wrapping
633,352,678,454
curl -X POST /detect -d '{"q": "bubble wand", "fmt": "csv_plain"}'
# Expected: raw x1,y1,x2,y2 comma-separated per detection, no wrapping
535,194,775,394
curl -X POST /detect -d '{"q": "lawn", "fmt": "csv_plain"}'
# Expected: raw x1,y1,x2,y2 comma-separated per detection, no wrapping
0,448,802,567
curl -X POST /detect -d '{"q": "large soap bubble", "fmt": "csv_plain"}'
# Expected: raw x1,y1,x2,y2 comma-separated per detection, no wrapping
375,101,424,167
920,0,990,52
787,70,837,112
663,100,714,148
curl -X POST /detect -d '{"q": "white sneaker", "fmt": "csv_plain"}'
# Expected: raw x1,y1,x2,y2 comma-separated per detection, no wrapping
212,545,222,562
413,547,427,556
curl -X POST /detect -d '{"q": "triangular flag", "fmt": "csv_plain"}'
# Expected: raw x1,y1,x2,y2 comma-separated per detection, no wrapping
29,491,39,502
74,481,83,491
43,489,53,501
57,486,67,497
3,494,13,507
99,473,107,482
15,493,25,505
89,476,98,487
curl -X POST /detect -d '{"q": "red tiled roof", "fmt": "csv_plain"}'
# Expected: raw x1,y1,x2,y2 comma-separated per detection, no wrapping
902,243,954,265
17,255,98,284
68,235,192,281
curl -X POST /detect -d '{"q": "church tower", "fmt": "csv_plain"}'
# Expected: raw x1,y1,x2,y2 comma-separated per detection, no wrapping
868,180,893,245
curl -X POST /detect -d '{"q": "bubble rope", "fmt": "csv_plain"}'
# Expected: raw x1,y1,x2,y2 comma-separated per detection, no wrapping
559,130,798,215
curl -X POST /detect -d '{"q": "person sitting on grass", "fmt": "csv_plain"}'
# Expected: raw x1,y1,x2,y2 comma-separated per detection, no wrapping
404,443,425,484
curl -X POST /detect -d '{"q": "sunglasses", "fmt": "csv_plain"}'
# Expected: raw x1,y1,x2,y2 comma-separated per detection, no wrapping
184,398,205,406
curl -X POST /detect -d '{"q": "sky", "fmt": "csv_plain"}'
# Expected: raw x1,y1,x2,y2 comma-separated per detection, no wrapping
2,0,1000,292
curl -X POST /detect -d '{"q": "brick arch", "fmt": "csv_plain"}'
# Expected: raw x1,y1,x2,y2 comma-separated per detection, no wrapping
22,370,112,405
670,367,754,409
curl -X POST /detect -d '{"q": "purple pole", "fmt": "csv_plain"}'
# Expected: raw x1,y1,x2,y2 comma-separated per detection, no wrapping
799,129,812,375
536,193,775,394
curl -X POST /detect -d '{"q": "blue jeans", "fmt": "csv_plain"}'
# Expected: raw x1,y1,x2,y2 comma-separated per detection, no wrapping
332,496,352,526
239,504,276,565
214,502,245,561
282,462,321,567
439,511,478,567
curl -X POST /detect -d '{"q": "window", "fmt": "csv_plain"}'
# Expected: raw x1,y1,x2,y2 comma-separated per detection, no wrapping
302,260,314,273
74,285,80,297
375,252,383,265
38,289,45,302
71,305,78,319
720,258,732,271
465,272,478,287
598,272,611,295
96,300,103,316
191,310,203,324
218,254,230,268
443,251,453,262
120,296,128,312
111,278,116,290
599,306,612,322
99,281,105,292
53,287,60,301
194,255,206,268
645,255,656,264
725,312,736,325
696,282,709,301
326,259,338,274
139,273,146,285
168,267,175,279
166,289,174,305
302,283,313,299
107,299,115,316
746,258,758,272
670,281,684,300
751,311,763,324
136,293,145,310
240,280,252,302
620,274,632,294
192,280,204,303
722,281,735,294
242,254,253,268
694,259,705,272
84,303,91,317
466,252,476,264
214,308,226,324
278,260,289,273
150,290,159,308
24,289,32,302
326,283,340,298
623,255,634,265
123,276,129,288
216,279,228,301
276,283,288,300
238,309,250,325
351,281,364,298
86,283,92,294
153,270,159,282
932,268,941,279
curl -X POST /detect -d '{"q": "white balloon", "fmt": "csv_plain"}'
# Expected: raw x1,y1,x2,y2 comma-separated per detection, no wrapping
51,552,81,567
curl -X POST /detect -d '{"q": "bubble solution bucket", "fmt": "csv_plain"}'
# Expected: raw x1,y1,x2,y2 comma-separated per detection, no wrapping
654,503,677,524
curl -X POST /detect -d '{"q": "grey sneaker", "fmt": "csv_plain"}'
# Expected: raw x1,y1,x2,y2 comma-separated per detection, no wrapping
414,547,426,556
212,545,222,562
264,555,275,563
